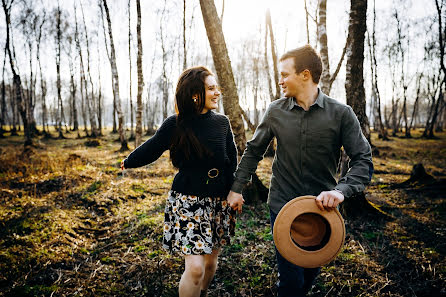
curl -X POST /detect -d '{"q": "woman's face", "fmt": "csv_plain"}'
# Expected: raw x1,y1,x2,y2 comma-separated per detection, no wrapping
200,75,220,113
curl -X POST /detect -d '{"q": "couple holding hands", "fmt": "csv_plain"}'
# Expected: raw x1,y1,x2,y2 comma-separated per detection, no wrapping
121,44,373,297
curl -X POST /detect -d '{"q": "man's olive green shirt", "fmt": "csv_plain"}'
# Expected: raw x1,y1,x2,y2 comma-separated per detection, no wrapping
231,90,373,214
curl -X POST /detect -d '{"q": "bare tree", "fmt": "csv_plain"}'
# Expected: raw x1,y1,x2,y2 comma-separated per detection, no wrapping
394,10,411,137
19,1,40,137
304,0,310,44
159,0,169,120
74,3,88,136
345,0,370,142
55,1,66,138
183,0,187,70
200,0,268,204
35,9,50,136
3,0,32,146
265,9,280,100
96,37,103,136
101,0,128,151
128,0,134,140
424,0,446,137
98,0,116,134
0,48,7,137
199,0,246,153
366,0,388,140
135,0,144,147
65,21,78,134
317,0,349,95
341,0,379,217
80,1,99,137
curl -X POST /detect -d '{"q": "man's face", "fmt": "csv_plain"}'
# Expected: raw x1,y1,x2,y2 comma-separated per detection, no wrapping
279,58,302,98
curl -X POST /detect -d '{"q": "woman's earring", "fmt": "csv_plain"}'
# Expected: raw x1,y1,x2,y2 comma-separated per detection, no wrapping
193,97,197,103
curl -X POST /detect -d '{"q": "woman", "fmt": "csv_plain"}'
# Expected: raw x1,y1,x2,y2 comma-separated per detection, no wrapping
121,66,243,297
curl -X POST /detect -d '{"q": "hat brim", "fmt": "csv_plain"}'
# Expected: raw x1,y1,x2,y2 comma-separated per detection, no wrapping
273,196,345,268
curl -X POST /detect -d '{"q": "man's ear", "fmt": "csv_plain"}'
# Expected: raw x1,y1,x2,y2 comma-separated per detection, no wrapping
302,69,312,81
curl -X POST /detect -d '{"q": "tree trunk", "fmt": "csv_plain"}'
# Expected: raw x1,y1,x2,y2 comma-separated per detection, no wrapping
135,0,144,147
98,2,116,135
317,0,349,96
128,0,134,140
264,17,274,101
81,2,99,137
36,13,49,135
68,52,78,133
409,74,422,132
200,0,268,204
199,0,246,154
96,42,103,136
183,0,187,70
341,0,380,218
1,47,7,137
159,1,169,120
102,0,128,151
367,1,388,140
265,9,280,100
56,1,65,139
304,0,310,44
74,5,88,137
344,0,370,143
318,0,330,94
2,0,32,146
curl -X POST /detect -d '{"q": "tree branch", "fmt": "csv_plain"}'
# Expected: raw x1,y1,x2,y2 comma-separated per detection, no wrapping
329,34,350,89
240,107,256,132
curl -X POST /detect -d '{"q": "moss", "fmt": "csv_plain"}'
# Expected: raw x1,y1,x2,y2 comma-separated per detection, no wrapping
87,181,102,192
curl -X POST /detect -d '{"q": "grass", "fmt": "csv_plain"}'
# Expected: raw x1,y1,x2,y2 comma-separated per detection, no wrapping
0,127,444,296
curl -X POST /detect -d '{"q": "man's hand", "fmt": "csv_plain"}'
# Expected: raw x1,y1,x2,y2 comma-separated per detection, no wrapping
315,190,344,211
227,191,245,214
120,160,125,170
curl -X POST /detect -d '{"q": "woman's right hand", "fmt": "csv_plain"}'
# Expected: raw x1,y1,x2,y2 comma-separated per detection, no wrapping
227,191,245,214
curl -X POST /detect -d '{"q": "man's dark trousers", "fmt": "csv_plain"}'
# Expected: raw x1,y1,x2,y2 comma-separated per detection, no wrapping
270,210,320,297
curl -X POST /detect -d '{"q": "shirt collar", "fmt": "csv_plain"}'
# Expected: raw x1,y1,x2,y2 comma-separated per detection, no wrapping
287,88,325,111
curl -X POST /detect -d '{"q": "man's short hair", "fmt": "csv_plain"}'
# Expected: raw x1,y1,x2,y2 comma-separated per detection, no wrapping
280,45,323,84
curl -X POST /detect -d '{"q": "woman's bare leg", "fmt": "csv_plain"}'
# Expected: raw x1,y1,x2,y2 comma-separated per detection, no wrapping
200,249,220,296
179,255,205,297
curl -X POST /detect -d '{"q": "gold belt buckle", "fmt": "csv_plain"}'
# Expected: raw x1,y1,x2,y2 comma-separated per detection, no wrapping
207,168,219,178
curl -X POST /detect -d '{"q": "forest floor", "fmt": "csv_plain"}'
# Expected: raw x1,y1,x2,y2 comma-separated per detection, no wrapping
0,127,445,297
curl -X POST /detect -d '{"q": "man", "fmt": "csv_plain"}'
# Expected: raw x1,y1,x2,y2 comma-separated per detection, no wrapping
226,44,373,296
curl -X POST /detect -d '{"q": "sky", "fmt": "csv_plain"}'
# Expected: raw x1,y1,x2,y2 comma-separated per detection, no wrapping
0,0,439,124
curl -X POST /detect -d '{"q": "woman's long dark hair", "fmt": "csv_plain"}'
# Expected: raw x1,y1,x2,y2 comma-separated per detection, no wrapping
170,66,214,168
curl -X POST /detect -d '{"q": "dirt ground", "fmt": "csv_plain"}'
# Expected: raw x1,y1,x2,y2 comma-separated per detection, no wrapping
0,128,444,297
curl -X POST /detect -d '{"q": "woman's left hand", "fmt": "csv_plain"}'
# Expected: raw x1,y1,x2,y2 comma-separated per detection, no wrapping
227,190,245,214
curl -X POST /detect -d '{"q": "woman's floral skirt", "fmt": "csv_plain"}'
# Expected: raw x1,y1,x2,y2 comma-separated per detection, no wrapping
162,190,236,255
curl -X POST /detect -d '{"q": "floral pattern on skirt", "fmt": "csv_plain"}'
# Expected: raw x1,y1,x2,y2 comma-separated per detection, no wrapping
162,190,236,255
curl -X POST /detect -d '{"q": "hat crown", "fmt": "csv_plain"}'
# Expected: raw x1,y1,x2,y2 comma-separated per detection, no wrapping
273,196,345,268
291,213,327,247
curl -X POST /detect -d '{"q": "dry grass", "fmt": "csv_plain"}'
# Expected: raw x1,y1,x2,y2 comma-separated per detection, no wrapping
0,128,445,296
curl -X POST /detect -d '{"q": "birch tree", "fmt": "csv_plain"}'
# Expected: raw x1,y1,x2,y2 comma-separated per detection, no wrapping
317,0,349,95
135,0,144,147
3,0,32,146
101,0,128,151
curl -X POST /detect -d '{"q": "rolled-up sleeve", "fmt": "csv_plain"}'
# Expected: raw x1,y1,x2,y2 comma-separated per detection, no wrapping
335,106,373,197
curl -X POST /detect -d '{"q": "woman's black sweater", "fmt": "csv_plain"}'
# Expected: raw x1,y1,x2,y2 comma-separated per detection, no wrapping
123,111,238,197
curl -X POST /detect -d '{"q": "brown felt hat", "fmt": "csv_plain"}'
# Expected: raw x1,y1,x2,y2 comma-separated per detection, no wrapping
273,195,345,268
